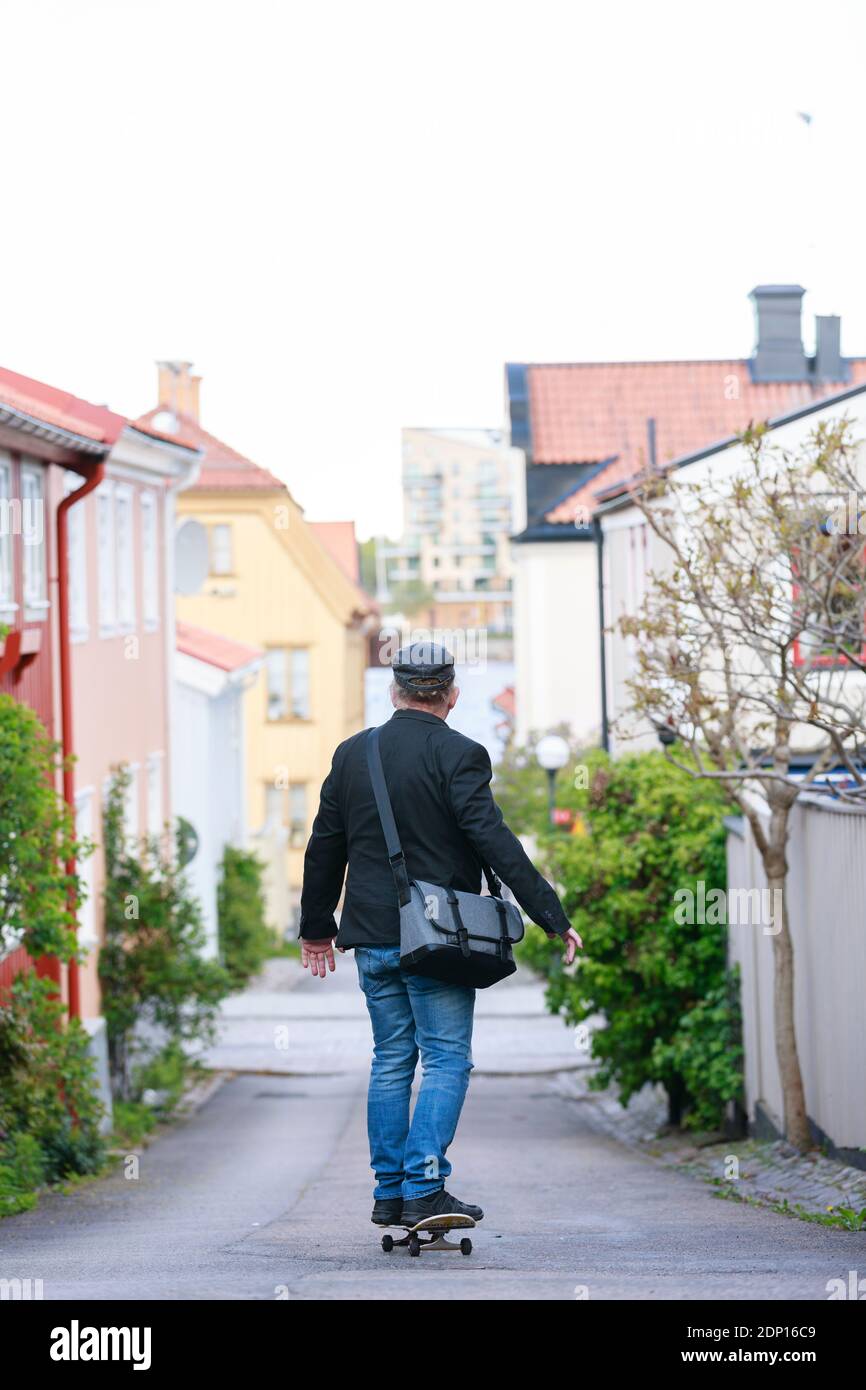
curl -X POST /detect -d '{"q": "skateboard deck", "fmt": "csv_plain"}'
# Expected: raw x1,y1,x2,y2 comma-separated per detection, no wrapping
380,1212,476,1256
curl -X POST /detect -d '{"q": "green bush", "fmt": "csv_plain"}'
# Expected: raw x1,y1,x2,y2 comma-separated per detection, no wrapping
217,846,273,988
99,768,231,1100
0,971,105,1213
0,696,102,1215
652,971,744,1132
519,748,741,1130
0,1133,45,1216
0,693,86,962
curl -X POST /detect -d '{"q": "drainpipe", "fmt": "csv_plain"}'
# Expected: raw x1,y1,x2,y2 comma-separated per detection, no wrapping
594,514,610,754
58,461,106,1019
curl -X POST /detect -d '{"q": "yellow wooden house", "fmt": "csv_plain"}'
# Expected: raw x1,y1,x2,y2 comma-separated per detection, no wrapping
138,361,376,932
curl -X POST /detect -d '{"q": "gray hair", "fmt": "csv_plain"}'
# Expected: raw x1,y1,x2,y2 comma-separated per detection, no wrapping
389,678,453,710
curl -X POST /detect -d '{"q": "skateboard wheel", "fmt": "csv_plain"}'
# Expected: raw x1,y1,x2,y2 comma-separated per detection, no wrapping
408,1236,421,1257
381,1234,394,1253
460,1238,472,1256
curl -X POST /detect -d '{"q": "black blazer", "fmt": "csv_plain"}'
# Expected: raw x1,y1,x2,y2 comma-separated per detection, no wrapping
299,707,571,948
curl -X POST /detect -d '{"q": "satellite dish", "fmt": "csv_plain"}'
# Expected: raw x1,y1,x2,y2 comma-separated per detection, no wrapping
175,519,210,595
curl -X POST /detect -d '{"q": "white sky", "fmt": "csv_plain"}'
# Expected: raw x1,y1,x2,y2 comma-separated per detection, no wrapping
2,0,865,539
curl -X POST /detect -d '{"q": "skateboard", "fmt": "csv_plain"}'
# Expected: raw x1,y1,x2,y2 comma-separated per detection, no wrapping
380,1212,476,1257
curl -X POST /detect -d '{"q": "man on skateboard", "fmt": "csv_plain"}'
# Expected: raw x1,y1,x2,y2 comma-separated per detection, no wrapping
298,642,581,1230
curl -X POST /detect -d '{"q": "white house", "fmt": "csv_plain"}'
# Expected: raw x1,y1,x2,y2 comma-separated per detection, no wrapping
506,285,866,748
598,378,866,754
174,622,264,957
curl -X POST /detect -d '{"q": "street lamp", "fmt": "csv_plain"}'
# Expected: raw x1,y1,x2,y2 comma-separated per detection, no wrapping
536,733,570,828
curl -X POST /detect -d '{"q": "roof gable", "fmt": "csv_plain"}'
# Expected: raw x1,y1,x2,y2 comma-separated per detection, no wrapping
135,406,287,492
518,357,866,523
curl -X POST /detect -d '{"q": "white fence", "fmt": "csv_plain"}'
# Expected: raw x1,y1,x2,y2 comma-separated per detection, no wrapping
726,796,866,1159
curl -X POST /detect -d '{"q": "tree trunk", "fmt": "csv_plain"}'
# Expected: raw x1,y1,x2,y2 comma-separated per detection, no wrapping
666,1073,687,1128
763,810,811,1151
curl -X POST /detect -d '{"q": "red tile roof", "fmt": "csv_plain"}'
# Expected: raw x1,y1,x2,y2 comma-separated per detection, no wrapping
0,366,128,445
309,519,380,617
135,407,287,491
309,520,360,583
526,359,866,523
176,621,264,673
0,366,200,455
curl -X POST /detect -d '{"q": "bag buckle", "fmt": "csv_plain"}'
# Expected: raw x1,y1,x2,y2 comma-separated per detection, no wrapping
389,852,412,908
495,900,510,962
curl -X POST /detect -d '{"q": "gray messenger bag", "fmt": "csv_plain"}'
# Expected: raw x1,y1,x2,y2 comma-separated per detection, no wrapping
365,726,524,989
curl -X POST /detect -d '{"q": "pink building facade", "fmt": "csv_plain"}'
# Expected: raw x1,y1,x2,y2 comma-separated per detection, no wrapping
69,426,200,1019
0,367,200,1027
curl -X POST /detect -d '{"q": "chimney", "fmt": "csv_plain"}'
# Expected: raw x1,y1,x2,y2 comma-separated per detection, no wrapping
814,315,846,382
156,360,201,422
749,285,808,382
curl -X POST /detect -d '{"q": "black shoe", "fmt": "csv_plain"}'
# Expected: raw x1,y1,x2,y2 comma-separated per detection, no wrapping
371,1197,404,1226
401,1188,484,1225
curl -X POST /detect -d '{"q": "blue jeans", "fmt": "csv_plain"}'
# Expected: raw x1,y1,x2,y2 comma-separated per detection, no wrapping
354,946,476,1200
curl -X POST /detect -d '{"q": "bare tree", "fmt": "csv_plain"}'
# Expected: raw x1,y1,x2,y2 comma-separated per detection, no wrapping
619,418,866,1151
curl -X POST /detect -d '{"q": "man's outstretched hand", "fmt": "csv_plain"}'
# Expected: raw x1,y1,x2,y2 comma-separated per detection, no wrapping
546,925,582,965
301,936,338,977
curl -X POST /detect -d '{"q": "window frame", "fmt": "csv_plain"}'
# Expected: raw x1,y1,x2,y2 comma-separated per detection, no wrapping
0,452,15,621
97,481,117,637
75,787,97,948
288,781,308,848
114,483,137,633
791,532,866,669
20,460,48,620
210,523,234,576
140,490,160,631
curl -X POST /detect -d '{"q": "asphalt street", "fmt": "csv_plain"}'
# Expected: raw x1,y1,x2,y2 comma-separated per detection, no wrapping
1,959,859,1300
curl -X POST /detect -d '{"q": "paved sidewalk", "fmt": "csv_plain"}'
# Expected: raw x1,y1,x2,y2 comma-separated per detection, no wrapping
554,1071,866,1226
198,955,592,1076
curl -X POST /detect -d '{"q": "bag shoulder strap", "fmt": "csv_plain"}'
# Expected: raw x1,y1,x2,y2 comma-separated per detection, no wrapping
365,726,503,904
366,726,412,907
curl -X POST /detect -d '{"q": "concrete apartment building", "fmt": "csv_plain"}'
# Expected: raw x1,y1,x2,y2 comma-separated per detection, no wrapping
376,427,524,638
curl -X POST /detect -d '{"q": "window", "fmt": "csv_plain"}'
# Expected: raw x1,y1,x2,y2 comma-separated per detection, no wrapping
75,789,96,948
0,454,14,618
210,524,233,575
290,648,310,718
264,784,285,828
125,766,140,845
266,647,311,720
115,486,136,630
792,530,866,667
141,491,159,629
266,649,289,720
97,484,116,634
289,783,307,848
146,753,163,836
65,473,88,641
21,464,47,615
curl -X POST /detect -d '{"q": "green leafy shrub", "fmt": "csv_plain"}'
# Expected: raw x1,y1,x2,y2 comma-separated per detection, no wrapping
0,971,105,1212
518,748,741,1129
217,845,273,988
0,697,102,1215
0,1133,45,1216
99,768,231,1100
651,971,744,1131
0,693,86,962
110,1101,157,1149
